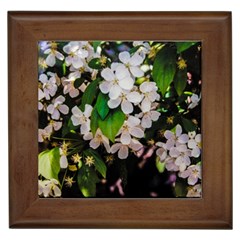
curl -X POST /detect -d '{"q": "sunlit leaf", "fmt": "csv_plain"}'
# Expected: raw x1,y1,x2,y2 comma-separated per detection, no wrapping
96,92,109,120
38,148,60,181
176,42,197,54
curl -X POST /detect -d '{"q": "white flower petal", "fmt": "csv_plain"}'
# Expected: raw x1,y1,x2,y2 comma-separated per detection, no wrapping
119,51,130,64
99,81,111,94
150,111,160,121
130,139,143,151
115,65,130,80
53,186,61,197
60,155,68,168
126,91,143,104
188,175,198,185
195,134,201,143
45,54,56,67
120,131,131,145
90,138,100,149
52,109,60,120
47,104,54,114
141,98,151,112
59,104,69,115
84,104,93,118
118,77,134,90
121,99,133,114
108,98,121,109
127,115,140,127
101,68,115,81
69,88,79,98
118,146,129,159
178,134,189,144
72,56,83,69
164,130,174,140
141,114,152,128
55,95,65,104
56,51,64,61
130,66,144,77
39,74,48,84
129,127,144,138
71,106,82,117
110,143,122,153
80,122,90,134
129,53,143,66
83,132,93,140
191,147,201,158
71,115,80,126
188,139,197,149
169,147,180,158
176,124,182,137
109,84,122,99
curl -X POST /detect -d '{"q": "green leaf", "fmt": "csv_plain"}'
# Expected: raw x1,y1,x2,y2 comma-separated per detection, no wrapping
181,117,197,132
176,42,197,54
84,148,107,178
96,92,109,120
92,41,102,51
152,45,177,95
155,157,165,173
88,58,102,70
62,62,66,75
129,45,141,54
74,78,85,88
38,148,60,181
174,68,187,96
77,165,99,197
174,178,188,197
90,107,99,136
80,78,101,111
98,108,125,143
62,117,79,137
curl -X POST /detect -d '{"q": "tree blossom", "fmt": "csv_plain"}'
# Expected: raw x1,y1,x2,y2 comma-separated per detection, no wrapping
48,119,62,131
186,184,202,197
59,147,68,168
71,104,93,135
118,51,144,77
188,131,201,158
110,138,143,159
118,116,144,145
44,42,64,67
137,107,161,128
107,89,142,114
47,95,69,120
62,77,80,98
99,64,134,100
164,124,189,150
89,128,111,153
133,41,151,58
39,73,58,100
38,179,61,197
38,125,52,142
139,81,160,112
156,142,168,162
179,164,201,185
169,144,191,172
188,93,201,109
38,88,45,110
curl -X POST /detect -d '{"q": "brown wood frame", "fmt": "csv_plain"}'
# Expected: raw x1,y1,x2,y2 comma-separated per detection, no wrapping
8,12,232,229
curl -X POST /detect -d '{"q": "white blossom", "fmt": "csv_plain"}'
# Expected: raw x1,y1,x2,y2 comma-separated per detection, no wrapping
99,64,134,100
62,77,80,98
188,131,201,158
47,95,69,120
71,104,93,135
59,148,68,169
110,138,143,159
107,89,142,114
118,51,144,77
118,116,144,145
38,179,61,197
179,164,201,185
44,42,64,67
186,184,202,197
188,93,201,109
139,81,160,112
39,73,58,100
164,124,189,150
89,128,110,153
38,125,52,142
133,41,151,58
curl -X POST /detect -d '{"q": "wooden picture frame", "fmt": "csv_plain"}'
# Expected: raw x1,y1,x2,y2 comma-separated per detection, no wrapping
8,11,232,229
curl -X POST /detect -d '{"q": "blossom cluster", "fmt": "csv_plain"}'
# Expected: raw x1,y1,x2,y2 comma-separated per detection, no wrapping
38,41,201,198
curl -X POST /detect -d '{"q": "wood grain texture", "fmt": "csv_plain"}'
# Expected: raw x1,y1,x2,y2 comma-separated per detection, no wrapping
8,12,232,229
